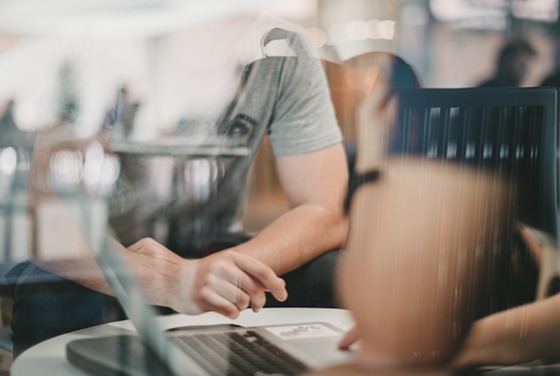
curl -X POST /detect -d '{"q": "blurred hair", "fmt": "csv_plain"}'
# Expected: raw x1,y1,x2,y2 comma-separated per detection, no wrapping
389,54,421,88
497,39,536,68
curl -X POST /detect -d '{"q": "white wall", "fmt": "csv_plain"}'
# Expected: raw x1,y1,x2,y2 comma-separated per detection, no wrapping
0,35,151,134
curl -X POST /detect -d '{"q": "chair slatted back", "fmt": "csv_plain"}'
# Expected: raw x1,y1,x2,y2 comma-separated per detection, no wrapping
391,87,558,240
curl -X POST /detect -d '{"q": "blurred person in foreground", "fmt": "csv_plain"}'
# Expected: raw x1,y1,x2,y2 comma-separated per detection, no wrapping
478,38,537,88
308,55,560,375
8,8,348,357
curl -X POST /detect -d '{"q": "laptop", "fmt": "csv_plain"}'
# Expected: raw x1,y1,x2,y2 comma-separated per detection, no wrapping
65,230,354,376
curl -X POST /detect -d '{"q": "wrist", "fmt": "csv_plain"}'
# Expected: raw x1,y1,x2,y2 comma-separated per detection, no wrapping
151,258,194,310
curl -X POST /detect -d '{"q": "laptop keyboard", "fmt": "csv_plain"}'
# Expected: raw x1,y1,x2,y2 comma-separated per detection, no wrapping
172,330,308,376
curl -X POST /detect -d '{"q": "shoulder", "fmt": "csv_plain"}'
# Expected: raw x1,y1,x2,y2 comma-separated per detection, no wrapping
244,11,317,59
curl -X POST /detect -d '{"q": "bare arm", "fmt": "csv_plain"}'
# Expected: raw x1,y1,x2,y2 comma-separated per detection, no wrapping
107,142,347,313
33,236,287,319
227,143,349,275
27,128,287,318
451,293,560,369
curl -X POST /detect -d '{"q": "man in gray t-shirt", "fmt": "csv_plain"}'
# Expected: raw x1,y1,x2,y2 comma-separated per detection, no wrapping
106,24,347,302
10,17,348,356
107,25,344,256
164,37,343,256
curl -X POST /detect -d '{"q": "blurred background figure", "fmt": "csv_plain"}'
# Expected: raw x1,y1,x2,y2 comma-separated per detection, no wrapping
0,99,18,136
35,61,82,145
478,38,537,87
540,39,560,87
100,86,140,141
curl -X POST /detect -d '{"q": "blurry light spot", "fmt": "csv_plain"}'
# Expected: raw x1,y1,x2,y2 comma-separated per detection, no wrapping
184,159,214,202
50,150,83,186
512,0,558,22
83,142,105,186
346,20,369,41
15,101,37,128
0,147,17,175
101,156,120,186
328,23,348,44
367,20,380,39
306,27,327,48
377,20,396,40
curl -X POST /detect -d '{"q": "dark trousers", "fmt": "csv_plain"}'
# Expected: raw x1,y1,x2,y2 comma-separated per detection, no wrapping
8,249,340,358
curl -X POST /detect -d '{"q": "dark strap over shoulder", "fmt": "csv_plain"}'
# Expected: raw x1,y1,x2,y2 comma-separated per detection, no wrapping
260,27,311,58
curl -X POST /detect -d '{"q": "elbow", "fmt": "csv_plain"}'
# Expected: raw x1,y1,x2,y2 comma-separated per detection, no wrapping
318,204,349,248
330,208,349,245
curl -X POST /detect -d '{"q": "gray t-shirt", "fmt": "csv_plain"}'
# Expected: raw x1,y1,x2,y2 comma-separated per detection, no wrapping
109,26,342,256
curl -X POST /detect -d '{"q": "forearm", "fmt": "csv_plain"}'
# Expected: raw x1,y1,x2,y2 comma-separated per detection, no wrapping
251,143,347,275
231,203,347,275
453,294,560,369
31,240,181,308
32,256,114,295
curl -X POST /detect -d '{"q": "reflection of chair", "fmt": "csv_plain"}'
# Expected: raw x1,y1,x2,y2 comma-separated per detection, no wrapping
0,145,33,262
391,87,558,306
0,137,119,361
28,139,119,260
0,144,33,358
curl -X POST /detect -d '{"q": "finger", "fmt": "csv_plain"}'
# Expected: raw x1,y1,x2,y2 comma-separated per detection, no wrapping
213,266,268,311
195,286,241,319
232,254,288,302
206,274,252,312
337,326,360,349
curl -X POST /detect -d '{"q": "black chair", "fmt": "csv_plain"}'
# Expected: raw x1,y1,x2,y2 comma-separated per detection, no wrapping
390,87,559,309
391,87,558,240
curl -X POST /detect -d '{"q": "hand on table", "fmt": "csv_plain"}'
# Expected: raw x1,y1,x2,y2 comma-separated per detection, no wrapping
127,238,288,319
186,249,288,318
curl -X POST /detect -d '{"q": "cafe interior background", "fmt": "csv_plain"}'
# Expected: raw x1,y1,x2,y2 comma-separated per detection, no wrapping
0,0,559,372
0,0,558,265
0,0,557,275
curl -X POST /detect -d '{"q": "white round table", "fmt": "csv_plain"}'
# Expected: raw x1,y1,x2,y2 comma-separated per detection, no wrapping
12,308,354,375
